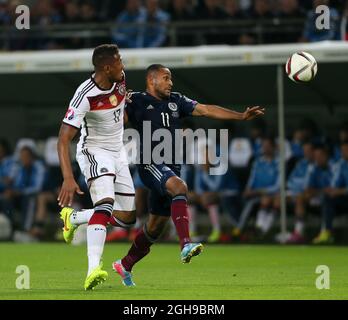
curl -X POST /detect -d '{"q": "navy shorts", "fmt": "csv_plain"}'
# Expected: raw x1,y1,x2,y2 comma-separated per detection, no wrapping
138,164,180,217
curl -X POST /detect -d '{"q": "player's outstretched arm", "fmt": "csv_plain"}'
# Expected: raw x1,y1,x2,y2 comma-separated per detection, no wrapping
57,123,84,207
192,104,265,121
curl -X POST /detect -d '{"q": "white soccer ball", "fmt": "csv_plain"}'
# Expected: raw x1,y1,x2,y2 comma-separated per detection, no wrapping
285,51,318,83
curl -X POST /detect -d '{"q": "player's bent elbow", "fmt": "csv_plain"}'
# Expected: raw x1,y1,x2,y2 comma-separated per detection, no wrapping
193,104,210,117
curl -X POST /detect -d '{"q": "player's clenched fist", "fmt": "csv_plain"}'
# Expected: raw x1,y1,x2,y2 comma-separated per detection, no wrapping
57,177,84,207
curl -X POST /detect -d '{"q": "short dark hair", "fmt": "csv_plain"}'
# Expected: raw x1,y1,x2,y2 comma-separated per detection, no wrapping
146,64,167,77
92,44,119,69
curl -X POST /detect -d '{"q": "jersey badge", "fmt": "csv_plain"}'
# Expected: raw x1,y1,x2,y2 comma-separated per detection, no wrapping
168,103,178,111
109,95,118,107
117,83,126,96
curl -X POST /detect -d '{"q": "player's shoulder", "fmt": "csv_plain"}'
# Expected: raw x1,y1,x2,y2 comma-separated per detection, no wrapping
69,77,95,108
170,92,197,105
75,77,95,93
130,91,154,107
126,92,147,112
130,91,146,99
170,91,185,100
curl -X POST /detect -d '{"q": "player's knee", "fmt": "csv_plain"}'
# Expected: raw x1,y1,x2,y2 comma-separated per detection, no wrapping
166,176,188,197
95,198,114,207
112,210,136,228
172,180,188,197
146,224,163,239
89,200,114,226
146,217,168,239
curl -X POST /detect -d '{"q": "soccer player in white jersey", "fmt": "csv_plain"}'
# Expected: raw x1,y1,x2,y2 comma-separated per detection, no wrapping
57,44,136,290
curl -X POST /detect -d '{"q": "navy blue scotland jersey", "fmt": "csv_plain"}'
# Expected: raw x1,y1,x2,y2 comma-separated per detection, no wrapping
125,91,198,216
126,91,198,167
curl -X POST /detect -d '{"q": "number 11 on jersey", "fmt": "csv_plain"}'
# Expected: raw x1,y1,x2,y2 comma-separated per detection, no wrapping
161,112,170,127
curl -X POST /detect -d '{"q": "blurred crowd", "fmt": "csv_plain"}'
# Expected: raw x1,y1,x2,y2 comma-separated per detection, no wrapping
0,0,347,50
1,118,348,244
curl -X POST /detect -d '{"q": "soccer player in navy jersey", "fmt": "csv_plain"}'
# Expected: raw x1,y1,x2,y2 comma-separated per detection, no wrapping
113,64,265,286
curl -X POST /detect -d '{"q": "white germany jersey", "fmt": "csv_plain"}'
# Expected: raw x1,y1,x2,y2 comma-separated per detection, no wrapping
63,73,127,153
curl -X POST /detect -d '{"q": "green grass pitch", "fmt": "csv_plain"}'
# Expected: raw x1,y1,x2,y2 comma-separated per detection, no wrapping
0,243,347,300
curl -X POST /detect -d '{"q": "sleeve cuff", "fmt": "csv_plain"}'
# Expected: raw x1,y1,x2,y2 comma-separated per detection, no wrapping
62,121,80,129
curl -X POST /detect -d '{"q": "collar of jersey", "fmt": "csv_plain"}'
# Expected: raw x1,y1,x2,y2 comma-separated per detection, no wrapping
145,91,169,102
90,72,117,92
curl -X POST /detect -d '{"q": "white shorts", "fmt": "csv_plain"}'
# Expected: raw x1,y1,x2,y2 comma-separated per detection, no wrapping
76,146,135,211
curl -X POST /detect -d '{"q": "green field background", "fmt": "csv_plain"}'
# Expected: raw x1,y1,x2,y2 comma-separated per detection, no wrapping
0,244,347,300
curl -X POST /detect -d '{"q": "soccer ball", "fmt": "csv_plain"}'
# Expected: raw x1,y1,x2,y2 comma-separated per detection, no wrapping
285,52,318,83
